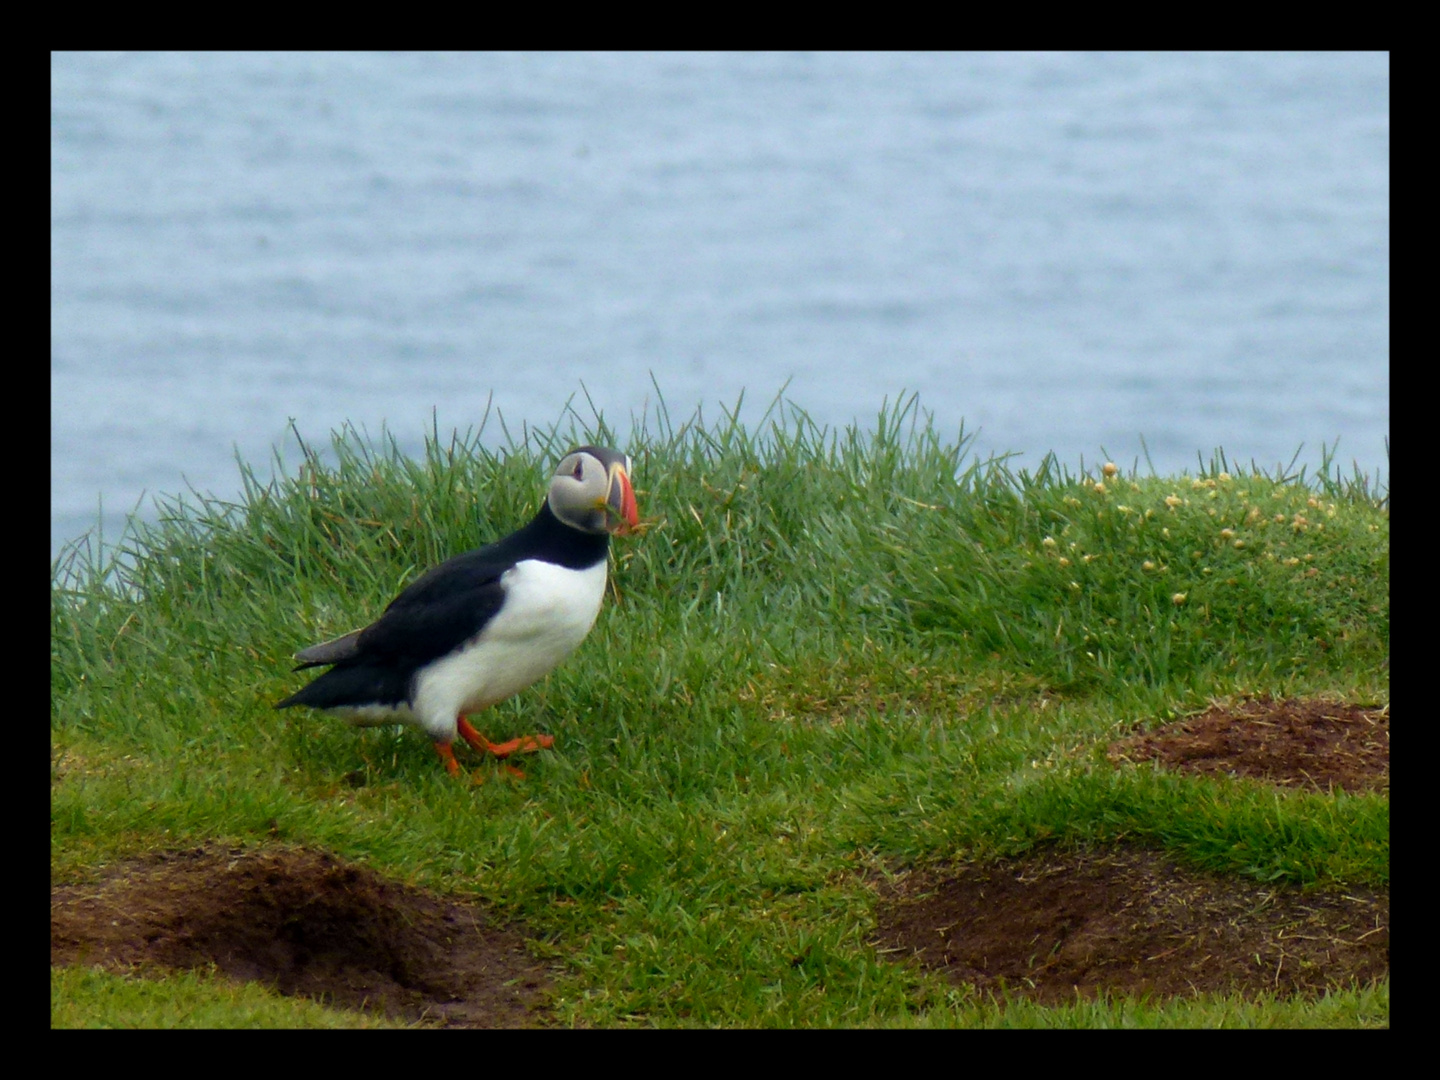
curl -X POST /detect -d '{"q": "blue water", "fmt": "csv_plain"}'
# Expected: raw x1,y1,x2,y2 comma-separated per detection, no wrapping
51,52,1389,558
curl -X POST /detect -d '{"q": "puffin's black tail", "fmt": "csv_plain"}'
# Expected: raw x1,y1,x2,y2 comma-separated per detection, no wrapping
274,664,412,711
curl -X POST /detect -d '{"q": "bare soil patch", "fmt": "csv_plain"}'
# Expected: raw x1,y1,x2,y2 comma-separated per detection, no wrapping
874,847,1388,1003
51,845,552,1027
1108,697,1389,793
876,698,1389,1003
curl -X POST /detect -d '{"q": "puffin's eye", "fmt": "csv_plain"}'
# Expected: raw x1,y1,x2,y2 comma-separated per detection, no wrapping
572,459,584,480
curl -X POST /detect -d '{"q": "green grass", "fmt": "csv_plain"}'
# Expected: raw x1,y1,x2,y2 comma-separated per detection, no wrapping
51,392,1388,1027
51,966,403,1029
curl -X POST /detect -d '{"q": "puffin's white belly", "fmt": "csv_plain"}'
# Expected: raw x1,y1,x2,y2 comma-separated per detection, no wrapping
408,558,608,739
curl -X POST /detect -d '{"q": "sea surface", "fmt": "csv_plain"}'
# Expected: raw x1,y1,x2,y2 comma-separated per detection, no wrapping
51,52,1390,558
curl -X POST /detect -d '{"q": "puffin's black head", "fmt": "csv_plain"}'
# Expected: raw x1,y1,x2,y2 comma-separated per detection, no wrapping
548,446,640,535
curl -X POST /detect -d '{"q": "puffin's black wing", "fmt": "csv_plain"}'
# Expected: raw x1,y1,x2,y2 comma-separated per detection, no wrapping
351,547,513,666
330,543,517,662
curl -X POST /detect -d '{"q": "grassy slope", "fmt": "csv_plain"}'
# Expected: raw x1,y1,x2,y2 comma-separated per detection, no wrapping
51,396,1389,1027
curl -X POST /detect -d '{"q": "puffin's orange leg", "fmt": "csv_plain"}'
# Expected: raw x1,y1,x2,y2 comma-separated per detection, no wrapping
457,717,554,759
456,717,493,755
434,741,462,776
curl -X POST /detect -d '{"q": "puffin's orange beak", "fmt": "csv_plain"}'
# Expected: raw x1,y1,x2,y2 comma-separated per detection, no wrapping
605,464,640,536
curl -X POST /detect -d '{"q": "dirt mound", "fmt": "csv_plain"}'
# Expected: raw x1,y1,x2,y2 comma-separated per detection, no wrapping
874,847,1388,1002
1108,697,1389,793
877,698,1390,1003
51,845,551,1027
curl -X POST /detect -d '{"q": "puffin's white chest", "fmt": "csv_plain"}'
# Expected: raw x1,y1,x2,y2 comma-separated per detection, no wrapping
409,557,608,736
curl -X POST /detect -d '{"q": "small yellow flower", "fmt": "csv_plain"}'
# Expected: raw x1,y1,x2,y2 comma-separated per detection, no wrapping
1094,482,1106,494
1218,472,1231,482
1042,536,1057,548
1102,462,1118,477
1233,540,1245,549
1142,560,1156,571
1274,513,1287,524
1172,592,1187,605
1219,528,1235,540
1165,495,1182,508
1058,556,1071,567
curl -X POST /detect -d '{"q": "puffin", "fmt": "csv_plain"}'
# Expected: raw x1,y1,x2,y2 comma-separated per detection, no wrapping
275,446,639,776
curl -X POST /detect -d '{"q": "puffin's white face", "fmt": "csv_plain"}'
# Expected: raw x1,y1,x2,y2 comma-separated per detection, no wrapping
548,448,639,535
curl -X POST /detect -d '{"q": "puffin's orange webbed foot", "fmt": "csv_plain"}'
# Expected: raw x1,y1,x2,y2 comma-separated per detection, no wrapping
457,717,554,760
484,733,555,758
